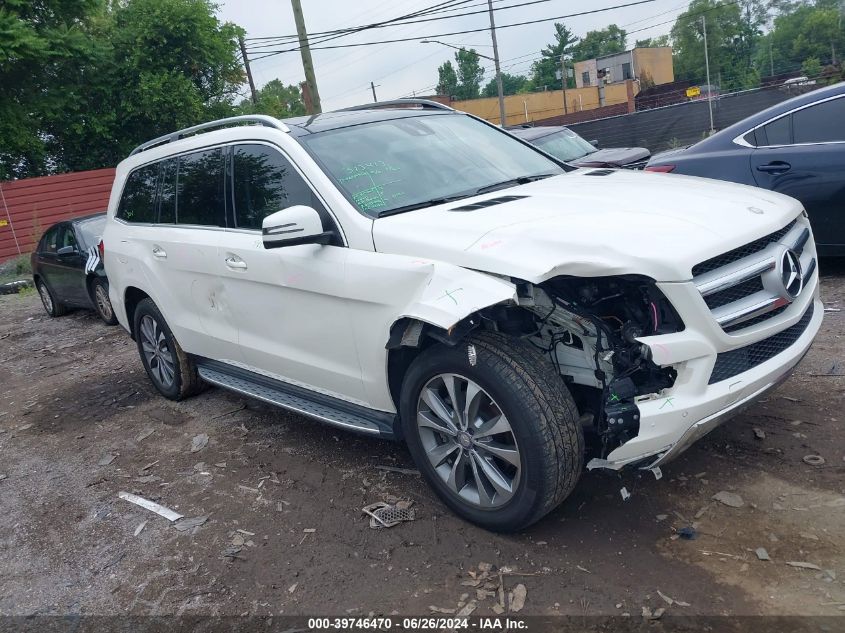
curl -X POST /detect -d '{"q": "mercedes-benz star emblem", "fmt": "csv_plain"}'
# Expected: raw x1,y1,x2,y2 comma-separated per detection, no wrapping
780,249,804,299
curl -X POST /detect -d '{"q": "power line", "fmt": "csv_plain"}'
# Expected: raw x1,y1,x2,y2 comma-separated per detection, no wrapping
250,0,659,60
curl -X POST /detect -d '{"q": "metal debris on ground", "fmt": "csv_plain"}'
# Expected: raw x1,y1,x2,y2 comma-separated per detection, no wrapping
620,487,631,501
803,454,825,466
509,584,526,612
362,500,415,529
98,453,117,466
786,561,822,571
190,433,209,453
173,515,209,532
755,547,771,561
118,491,183,522
134,520,148,536
712,491,745,508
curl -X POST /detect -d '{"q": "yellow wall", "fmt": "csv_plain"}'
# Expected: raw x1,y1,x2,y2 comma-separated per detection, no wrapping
632,47,674,85
451,82,634,125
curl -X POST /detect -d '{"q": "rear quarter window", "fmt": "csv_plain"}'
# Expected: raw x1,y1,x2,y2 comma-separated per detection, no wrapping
116,164,160,223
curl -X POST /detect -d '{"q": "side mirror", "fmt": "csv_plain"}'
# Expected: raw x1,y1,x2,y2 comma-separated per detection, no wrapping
262,205,333,249
589,139,600,147
57,245,76,256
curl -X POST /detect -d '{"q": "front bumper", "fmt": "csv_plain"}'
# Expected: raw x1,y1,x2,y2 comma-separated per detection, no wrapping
587,285,822,472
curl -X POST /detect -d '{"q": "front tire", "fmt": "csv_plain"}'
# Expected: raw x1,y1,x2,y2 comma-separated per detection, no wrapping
36,279,67,317
133,298,203,401
400,332,583,532
91,277,118,325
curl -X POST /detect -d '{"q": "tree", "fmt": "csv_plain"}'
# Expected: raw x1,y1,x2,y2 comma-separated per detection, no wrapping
760,1,845,74
530,23,579,90
634,34,671,48
482,72,528,97
240,80,306,118
454,48,485,100
571,24,627,62
436,60,459,97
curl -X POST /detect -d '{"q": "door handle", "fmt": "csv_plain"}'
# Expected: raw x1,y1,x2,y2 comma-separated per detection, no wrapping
224,255,247,270
152,245,167,259
756,161,791,174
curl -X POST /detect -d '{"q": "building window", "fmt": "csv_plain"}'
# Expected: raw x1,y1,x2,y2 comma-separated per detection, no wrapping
582,71,591,86
622,62,632,80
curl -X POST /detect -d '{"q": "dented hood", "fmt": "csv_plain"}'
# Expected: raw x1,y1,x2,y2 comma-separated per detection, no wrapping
372,169,804,283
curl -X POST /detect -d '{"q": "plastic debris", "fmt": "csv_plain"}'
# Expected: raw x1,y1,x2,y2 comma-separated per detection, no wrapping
712,491,745,508
802,454,825,466
173,515,208,532
509,584,527,612
620,487,631,501
190,433,209,453
753,427,766,440
655,514,668,522
651,467,663,481
786,561,821,571
135,428,154,442
755,548,771,561
677,526,697,540
119,491,183,522
362,500,415,529
98,453,117,466
134,520,148,536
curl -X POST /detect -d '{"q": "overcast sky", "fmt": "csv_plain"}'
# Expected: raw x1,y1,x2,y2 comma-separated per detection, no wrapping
217,0,687,110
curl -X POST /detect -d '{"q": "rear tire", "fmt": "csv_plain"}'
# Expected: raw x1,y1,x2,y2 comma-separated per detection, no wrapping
133,298,204,401
91,277,118,325
36,279,67,318
400,331,583,532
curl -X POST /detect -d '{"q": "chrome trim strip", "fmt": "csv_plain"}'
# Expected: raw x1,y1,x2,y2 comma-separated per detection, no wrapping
130,115,290,155
790,227,810,252
713,293,785,327
695,256,775,297
731,93,845,148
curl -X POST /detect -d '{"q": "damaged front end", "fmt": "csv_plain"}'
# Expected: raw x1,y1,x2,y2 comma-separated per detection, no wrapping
498,275,682,460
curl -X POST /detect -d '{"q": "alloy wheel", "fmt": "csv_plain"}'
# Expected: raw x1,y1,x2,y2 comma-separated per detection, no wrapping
416,373,521,509
95,284,112,320
139,314,175,388
38,282,53,314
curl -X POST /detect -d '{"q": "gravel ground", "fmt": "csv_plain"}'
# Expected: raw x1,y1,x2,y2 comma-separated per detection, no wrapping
0,263,844,618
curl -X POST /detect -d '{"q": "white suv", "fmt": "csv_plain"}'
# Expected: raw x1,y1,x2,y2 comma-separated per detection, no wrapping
103,101,822,531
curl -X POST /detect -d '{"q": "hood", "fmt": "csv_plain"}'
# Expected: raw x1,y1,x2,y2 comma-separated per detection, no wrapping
647,145,693,165
372,169,804,283
572,147,650,167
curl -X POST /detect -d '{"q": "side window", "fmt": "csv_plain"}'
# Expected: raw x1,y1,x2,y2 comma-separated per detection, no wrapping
158,158,177,224
793,97,845,144
41,226,59,254
116,164,159,223
59,226,77,251
760,115,791,146
176,148,225,227
231,144,322,230
742,130,758,146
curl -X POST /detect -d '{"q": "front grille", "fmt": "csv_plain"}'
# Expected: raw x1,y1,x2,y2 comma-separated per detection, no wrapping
704,276,764,310
723,304,789,333
709,303,814,384
692,220,797,277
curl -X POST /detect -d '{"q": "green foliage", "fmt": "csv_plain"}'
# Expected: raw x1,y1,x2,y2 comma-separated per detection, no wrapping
454,48,485,100
760,1,845,75
482,73,528,97
571,24,627,62
634,35,671,48
436,60,459,97
531,23,579,90
801,56,823,77
239,80,306,118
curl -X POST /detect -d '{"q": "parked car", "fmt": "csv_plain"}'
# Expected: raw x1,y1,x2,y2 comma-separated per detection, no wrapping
103,101,821,531
646,82,845,255
508,124,650,168
31,213,117,325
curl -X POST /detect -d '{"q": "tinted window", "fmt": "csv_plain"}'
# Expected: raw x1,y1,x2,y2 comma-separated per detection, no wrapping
41,226,59,253
116,164,159,223
75,216,105,249
761,116,791,145
793,97,845,144
231,144,320,230
158,158,177,224
177,148,225,226
59,226,77,251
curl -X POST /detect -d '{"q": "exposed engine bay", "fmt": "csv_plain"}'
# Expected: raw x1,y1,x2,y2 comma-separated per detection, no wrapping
491,276,681,458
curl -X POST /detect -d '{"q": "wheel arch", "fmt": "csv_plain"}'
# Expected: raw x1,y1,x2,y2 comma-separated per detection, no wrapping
124,286,152,339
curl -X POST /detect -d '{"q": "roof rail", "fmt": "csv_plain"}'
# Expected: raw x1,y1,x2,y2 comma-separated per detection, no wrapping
129,115,290,156
337,98,455,113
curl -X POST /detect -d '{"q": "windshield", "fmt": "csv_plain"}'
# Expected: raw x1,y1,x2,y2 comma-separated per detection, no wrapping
532,128,597,162
75,215,106,249
299,114,563,217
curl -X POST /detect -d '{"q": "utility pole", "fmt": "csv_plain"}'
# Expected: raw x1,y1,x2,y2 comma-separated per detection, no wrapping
486,0,506,126
370,81,378,102
560,55,568,115
239,35,258,105
291,0,322,114
702,15,714,135
769,40,774,77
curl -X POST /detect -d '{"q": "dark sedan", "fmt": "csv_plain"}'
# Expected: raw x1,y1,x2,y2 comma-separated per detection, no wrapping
31,213,117,324
508,125,651,168
646,81,845,255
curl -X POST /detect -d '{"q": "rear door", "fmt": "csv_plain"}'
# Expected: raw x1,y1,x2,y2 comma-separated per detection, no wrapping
751,94,845,251
54,224,90,305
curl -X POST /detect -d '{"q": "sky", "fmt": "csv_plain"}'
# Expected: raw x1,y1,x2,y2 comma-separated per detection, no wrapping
217,0,689,110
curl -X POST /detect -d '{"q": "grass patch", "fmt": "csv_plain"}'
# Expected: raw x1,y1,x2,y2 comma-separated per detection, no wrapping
0,254,32,286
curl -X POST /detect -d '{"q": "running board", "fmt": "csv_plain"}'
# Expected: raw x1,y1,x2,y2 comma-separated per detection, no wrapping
195,359,396,438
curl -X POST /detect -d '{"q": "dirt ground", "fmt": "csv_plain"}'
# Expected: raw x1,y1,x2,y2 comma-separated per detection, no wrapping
0,263,844,620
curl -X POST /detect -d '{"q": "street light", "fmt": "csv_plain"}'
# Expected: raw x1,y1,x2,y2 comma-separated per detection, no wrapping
421,29,506,127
